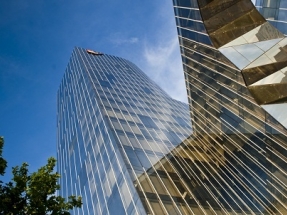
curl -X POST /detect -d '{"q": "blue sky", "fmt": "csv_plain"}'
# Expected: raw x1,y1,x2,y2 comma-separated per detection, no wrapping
0,0,186,180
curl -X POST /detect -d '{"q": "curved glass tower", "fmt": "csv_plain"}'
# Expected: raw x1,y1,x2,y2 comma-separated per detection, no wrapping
57,47,192,214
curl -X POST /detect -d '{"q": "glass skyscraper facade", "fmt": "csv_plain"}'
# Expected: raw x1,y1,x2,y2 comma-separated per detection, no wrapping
255,0,287,34
172,0,287,214
57,0,287,214
57,47,192,214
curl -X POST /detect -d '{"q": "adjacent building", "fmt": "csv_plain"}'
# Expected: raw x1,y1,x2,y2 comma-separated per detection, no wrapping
173,0,287,214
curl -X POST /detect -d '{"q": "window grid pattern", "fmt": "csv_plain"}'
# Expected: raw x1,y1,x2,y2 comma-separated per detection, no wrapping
255,0,287,34
170,0,287,214
57,47,192,214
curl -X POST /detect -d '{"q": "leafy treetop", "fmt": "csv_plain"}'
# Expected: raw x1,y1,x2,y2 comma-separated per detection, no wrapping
0,137,82,215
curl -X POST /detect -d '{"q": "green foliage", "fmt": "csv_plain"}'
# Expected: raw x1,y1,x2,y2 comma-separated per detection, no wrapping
0,137,7,176
0,137,82,215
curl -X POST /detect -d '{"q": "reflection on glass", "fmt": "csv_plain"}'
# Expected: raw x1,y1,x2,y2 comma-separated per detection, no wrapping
174,0,287,214
57,47,192,214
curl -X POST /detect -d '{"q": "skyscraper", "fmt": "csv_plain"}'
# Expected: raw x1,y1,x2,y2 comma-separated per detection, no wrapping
172,0,287,214
57,47,192,214
58,0,287,214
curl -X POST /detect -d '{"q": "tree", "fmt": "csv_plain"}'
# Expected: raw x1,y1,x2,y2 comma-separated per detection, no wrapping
0,137,7,176
0,137,82,215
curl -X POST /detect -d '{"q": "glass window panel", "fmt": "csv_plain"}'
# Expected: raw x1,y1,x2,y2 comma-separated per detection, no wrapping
107,186,125,215
280,1,287,8
119,180,132,209
176,7,201,20
140,178,154,193
219,47,251,69
150,200,166,214
126,148,142,168
149,175,168,195
174,0,198,8
163,202,181,215
118,133,131,147
136,151,151,168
